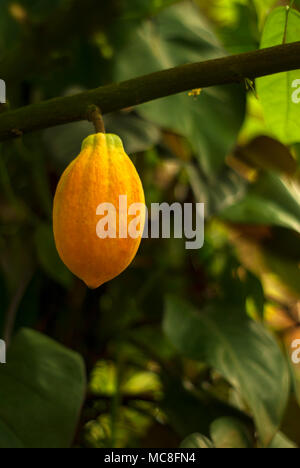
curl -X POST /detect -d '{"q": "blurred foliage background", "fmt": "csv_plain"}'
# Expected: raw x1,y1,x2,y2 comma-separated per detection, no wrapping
0,0,300,448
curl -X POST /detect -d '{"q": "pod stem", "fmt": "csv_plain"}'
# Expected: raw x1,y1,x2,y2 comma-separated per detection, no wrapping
87,105,106,133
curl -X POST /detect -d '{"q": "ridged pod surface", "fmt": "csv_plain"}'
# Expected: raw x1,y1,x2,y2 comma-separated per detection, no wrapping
53,133,145,288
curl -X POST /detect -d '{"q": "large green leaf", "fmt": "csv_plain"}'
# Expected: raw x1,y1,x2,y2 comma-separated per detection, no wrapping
114,2,246,177
186,163,247,216
256,7,300,144
0,328,86,448
221,172,300,233
163,296,290,446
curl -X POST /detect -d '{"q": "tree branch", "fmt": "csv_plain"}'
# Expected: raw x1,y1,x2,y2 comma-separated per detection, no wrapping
0,42,300,142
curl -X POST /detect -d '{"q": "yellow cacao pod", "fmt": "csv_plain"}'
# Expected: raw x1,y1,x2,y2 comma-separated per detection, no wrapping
53,133,145,289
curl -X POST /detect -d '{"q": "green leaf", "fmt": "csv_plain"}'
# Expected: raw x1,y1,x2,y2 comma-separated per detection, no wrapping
180,433,214,449
0,328,86,448
89,360,117,396
256,7,300,144
186,164,247,216
268,432,297,449
114,2,246,177
34,223,73,288
221,172,300,233
210,417,252,448
121,370,161,396
163,296,290,446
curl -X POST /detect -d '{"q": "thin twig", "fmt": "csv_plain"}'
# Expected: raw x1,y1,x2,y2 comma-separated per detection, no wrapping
87,105,106,133
283,2,296,44
283,7,290,44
